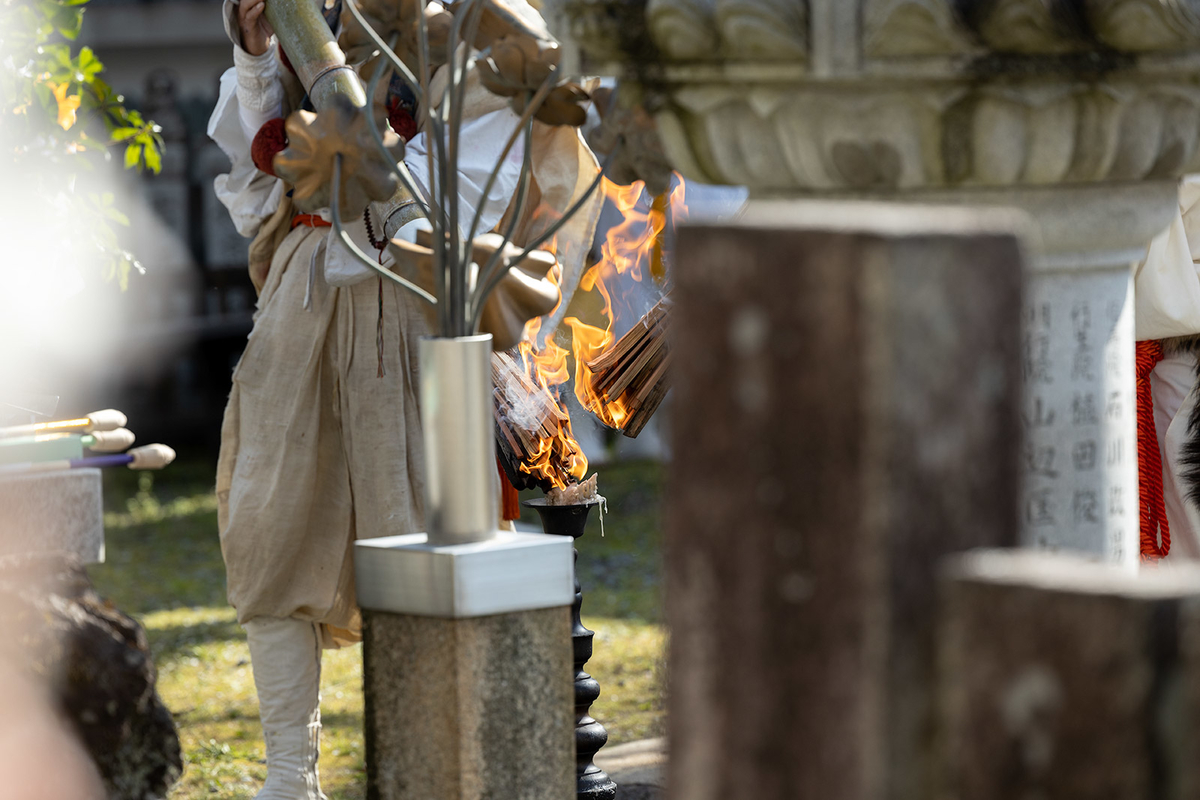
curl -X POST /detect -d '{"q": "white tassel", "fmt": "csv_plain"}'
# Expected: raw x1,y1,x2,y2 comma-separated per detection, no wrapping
85,409,127,432
127,444,176,470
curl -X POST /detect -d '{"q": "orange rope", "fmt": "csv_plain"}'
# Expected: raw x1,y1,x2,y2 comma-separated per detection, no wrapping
291,214,332,230
1136,340,1170,560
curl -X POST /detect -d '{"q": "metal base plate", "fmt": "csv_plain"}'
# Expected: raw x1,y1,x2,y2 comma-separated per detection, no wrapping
355,531,574,618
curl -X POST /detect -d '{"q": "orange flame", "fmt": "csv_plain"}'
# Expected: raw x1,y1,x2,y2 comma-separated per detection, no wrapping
502,174,689,485
564,175,688,428
513,316,588,489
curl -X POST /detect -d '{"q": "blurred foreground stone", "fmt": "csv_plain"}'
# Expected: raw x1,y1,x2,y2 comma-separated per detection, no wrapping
0,553,181,799
940,551,1200,799
666,203,1024,800
0,469,104,563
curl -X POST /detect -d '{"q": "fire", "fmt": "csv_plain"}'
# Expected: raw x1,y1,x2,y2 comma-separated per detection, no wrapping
565,315,627,428
497,174,689,488
511,316,588,489
564,175,688,428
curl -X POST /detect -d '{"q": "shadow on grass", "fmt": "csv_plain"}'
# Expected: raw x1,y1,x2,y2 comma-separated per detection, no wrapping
146,616,245,662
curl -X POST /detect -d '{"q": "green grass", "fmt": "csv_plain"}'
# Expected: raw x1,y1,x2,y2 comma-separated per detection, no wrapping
89,456,666,799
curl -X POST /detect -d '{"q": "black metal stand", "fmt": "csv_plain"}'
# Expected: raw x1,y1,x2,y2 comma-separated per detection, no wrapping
524,499,617,800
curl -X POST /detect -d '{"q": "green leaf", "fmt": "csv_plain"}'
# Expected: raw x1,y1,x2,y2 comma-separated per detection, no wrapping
110,126,138,141
143,142,162,175
76,46,102,81
123,142,140,169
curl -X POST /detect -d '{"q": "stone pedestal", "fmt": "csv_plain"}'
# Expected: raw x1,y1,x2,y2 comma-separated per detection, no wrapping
939,550,1200,798
665,203,1023,800
564,0,1200,567
0,469,104,564
355,532,576,800
362,608,574,800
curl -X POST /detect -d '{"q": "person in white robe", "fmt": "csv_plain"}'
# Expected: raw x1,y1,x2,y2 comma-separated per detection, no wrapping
1135,176,1200,562
207,1,600,796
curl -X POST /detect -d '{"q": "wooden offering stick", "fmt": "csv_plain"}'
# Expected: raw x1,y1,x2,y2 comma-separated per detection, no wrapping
0,428,136,454
0,409,127,439
0,444,175,476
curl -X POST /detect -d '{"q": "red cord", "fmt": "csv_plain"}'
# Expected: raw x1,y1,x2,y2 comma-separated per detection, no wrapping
499,459,520,521
1137,340,1171,560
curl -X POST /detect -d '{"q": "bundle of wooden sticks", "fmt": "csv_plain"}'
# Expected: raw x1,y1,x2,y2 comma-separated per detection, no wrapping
492,351,584,491
585,296,670,438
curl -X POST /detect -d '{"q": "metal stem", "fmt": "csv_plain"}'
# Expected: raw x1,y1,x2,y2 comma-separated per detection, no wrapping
342,0,423,105
415,0,448,334
460,68,560,271
364,33,433,226
468,142,620,328
446,0,466,334
467,113,534,327
331,154,439,305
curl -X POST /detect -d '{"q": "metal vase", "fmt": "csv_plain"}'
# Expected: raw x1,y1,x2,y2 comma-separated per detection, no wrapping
419,334,497,546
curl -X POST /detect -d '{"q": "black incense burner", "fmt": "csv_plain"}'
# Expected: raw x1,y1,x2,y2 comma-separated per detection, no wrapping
523,498,616,800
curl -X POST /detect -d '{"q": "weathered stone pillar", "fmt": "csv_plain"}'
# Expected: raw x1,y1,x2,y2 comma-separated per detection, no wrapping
665,202,1023,800
355,532,576,800
939,550,1200,798
564,0,1200,565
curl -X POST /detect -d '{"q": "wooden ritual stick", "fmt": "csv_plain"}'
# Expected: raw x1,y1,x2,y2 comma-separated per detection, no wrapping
0,409,127,439
0,444,175,476
583,297,672,437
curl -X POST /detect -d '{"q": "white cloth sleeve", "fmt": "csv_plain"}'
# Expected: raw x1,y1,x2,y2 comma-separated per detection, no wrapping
1135,175,1200,341
207,66,287,240
233,44,283,144
401,105,526,240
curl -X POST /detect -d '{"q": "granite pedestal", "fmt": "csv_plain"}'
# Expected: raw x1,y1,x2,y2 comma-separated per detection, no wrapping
356,531,575,800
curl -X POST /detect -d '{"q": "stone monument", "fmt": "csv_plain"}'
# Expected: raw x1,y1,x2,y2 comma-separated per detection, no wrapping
561,0,1200,564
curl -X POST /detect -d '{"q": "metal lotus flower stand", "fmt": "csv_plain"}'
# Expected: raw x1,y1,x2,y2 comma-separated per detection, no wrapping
524,497,617,800
255,0,618,795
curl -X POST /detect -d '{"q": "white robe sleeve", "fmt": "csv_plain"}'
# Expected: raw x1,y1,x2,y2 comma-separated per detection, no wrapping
207,65,287,240
400,106,526,240
1135,176,1200,341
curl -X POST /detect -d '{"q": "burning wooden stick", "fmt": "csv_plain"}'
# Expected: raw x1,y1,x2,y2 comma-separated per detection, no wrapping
584,296,670,438
492,349,586,492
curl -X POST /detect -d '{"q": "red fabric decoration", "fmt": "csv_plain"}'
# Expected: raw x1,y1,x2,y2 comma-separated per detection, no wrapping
498,459,520,521
1136,339,1171,560
251,117,288,177
387,99,418,142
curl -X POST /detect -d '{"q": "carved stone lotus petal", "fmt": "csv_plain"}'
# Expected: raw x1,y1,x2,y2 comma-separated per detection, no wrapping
646,0,720,60
1086,0,1200,52
864,0,977,56
714,0,807,59
563,0,1200,195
